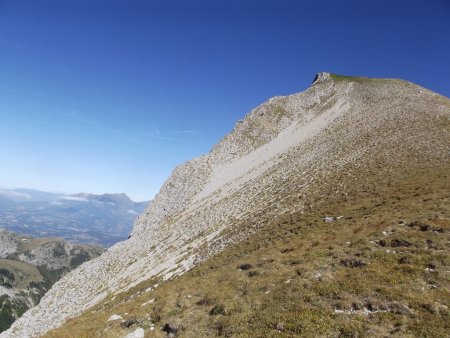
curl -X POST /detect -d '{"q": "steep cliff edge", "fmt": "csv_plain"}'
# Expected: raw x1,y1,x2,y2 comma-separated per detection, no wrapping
3,73,450,337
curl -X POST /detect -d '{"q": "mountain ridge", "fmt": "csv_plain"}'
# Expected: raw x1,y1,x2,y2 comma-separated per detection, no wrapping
3,73,450,337
0,189,148,246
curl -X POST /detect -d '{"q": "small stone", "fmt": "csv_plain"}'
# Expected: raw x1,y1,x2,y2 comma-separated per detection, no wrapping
141,298,156,307
427,261,437,269
124,328,145,338
276,322,284,331
108,314,123,321
377,240,386,247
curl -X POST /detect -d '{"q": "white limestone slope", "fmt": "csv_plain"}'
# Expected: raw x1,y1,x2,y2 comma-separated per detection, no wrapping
3,73,449,337
0,231,18,258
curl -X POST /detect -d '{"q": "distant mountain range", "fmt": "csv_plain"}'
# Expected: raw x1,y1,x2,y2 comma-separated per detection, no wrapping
0,188,149,247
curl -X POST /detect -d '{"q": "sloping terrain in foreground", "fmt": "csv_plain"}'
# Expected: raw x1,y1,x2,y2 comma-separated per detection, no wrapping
4,73,450,337
47,159,449,337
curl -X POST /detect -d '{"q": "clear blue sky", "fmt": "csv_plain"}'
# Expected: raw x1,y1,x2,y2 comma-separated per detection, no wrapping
0,0,449,201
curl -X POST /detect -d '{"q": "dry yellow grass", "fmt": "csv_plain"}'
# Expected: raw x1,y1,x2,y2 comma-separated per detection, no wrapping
0,259,43,289
46,158,450,337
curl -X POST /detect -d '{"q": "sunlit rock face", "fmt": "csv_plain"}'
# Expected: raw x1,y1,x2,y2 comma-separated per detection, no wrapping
4,73,450,337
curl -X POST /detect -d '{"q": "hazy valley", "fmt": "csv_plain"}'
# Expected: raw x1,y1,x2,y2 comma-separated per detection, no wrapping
0,190,146,331
0,189,148,247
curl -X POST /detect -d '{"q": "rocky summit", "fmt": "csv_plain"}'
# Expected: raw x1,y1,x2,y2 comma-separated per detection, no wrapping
3,73,449,337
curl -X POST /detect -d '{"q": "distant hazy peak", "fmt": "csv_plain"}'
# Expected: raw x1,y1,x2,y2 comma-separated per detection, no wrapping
72,192,133,203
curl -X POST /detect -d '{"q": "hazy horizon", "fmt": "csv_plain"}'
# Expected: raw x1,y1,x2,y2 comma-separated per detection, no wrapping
0,185,147,203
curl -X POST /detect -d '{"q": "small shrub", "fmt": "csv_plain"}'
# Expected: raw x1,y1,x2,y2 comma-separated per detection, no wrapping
209,304,226,316
237,264,252,270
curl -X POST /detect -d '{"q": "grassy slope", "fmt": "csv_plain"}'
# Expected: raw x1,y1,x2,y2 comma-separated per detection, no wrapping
16,237,104,256
45,156,450,337
0,259,43,289
17,238,65,252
